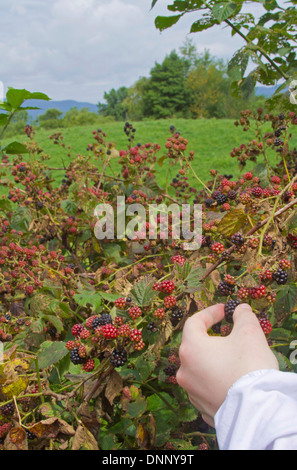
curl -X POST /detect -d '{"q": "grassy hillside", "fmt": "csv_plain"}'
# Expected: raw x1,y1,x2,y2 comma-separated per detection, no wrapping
1,118,282,194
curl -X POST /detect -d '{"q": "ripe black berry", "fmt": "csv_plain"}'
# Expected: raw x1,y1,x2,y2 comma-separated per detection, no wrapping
70,348,87,365
272,268,288,285
217,281,236,296
163,365,177,377
92,313,113,330
0,402,15,417
110,348,127,367
205,198,216,208
231,232,245,246
170,307,184,326
224,300,240,323
215,192,228,206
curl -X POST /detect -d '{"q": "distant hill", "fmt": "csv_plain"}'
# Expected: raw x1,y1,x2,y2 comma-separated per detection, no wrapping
24,99,98,120
22,85,278,121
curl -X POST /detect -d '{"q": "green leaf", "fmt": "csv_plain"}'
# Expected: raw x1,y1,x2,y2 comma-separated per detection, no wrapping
37,341,69,369
3,141,29,155
10,206,32,232
155,14,182,31
151,0,159,9
227,48,250,80
0,113,9,125
273,284,297,317
183,264,204,293
6,88,50,109
190,17,217,32
0,198,13,213
73,290,102,310
103,243,122,263
40,314,64,334
130,277,157,307
60,199,78,216
127,397,147,418
212,2,238,23
272,350,292,372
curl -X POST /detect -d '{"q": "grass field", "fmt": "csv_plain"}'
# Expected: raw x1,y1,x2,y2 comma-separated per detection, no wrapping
1,118,284,195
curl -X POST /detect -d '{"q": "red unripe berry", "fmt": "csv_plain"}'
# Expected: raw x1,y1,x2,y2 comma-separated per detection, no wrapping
129,328,142,342
259,318,272,335
101,324,118,339
72,324,84,338
115,297,127,309
66,340,76,351
83,358,95,372
164,295,177,309
154,308,165,319
128,306,142,320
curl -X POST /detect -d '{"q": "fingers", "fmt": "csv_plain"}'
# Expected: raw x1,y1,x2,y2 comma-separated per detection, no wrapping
183,304,225,337
231,303,262,334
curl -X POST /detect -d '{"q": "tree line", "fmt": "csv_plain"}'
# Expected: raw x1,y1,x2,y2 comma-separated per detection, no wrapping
98,40,266,121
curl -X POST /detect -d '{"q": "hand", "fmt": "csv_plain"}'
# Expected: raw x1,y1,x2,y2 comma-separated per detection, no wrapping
176,303,279,427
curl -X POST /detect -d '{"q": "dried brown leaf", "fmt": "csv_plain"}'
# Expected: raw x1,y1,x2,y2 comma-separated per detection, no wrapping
105,370,123,405
71,425,99,451
4,426,28,450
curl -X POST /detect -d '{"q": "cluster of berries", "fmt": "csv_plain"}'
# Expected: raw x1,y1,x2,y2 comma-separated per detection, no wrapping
66,305,147,370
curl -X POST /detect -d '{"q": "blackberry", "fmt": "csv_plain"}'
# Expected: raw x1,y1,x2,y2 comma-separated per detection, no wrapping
110,348,128,367
147,321,158,333
69,347,87,365
205,198,216,208
170,307,184,326
228,190,237,200
274,138,282,147
0,402,15,417
214,192,228,206
272,268,288,285
217,281,236,296
92,313,113,330
98,313,113,325
231,232,245,246
163,365,177,377
26,429,37,440
211,321,221,334
224,300,240,323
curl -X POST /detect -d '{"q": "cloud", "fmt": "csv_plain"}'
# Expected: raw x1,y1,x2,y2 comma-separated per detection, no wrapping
0,0,244,103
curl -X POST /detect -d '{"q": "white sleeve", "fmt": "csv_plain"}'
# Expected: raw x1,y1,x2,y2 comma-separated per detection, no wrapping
214,369,297,450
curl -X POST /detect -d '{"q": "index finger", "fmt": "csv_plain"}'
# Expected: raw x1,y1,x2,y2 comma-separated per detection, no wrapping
183,304,225,337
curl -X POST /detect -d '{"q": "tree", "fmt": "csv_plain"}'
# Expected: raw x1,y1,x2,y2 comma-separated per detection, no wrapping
63,107,99,127
38,108,63,130
98,87,129,121
122,77,150,121
142,50,191,119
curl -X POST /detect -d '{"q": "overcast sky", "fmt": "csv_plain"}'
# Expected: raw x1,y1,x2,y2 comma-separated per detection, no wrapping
0,0,249,104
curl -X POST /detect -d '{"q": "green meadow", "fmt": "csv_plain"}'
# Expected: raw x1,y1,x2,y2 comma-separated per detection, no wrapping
1,118,284,194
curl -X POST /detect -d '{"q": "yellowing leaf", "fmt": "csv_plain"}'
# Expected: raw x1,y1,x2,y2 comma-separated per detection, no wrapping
217,208,248,237
2,377,28,398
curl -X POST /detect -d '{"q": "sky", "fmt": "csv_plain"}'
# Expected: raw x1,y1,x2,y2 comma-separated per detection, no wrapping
0,0,251,104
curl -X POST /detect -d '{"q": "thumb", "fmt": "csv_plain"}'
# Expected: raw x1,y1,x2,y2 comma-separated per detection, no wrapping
231,303,263,335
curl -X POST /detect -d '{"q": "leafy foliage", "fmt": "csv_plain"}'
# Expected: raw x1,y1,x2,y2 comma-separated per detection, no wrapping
0,87,297,451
